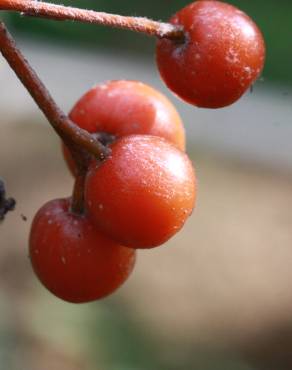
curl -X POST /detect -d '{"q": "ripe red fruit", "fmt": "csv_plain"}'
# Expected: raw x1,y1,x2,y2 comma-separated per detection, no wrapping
156,0,265,108
64,80,185,175
85,135,196,249
29,198,136,303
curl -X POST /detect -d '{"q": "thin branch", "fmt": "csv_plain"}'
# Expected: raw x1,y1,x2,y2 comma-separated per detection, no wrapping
0,0,184,40
0,21,108,160
70,173,86,215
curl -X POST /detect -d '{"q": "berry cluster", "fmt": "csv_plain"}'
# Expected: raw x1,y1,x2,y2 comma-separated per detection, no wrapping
27,0,265,303
30,80,196,303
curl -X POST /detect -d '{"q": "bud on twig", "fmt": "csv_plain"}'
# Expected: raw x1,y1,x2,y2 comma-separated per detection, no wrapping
0,178,16,221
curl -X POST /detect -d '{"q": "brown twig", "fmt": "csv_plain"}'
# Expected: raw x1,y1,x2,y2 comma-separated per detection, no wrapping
70,173,86,215
0,0,184,40
0,21,108,160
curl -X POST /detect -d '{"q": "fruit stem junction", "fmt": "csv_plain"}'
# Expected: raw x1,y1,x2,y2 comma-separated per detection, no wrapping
0,0,184,40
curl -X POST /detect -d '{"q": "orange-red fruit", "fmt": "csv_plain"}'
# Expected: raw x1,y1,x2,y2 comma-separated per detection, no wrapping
156,0,266,108
29,198,136,303
64,80,186,175
85,135,196,249
69,80,185,149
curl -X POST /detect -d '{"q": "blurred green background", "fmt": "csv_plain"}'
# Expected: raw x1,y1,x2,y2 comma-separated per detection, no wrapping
3,0,291,85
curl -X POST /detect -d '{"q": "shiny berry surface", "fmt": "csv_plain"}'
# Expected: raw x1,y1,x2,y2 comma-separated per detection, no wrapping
29,198,136,303
85,135,196,249
64,80,186,175
156,0,265,108
69,80,185,149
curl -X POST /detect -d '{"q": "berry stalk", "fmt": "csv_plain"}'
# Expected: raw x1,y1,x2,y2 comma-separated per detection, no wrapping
0,0,184,40
0,21,108,161
71,173,86,215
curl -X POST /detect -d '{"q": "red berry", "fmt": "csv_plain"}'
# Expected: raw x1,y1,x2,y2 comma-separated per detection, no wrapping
84,135,196,249
29,198,136,303
156,0,265,108
64,80,185,175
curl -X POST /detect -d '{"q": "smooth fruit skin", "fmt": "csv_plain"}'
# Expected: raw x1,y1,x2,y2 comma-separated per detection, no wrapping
64,80,186,175
156,0,266,108
69,80,185,149
85,135,196,249
29,198,136,303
